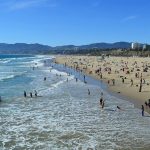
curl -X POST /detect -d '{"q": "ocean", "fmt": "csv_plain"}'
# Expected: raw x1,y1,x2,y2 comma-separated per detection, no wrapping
0,55,150,150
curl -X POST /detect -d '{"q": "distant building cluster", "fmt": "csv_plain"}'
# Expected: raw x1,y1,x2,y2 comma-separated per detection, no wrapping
131,42,147,50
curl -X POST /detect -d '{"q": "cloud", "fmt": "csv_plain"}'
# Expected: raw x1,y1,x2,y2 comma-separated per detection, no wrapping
0,0,56,11
121,15,137,22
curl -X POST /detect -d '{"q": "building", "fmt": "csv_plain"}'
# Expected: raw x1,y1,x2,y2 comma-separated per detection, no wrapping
143,44,147,50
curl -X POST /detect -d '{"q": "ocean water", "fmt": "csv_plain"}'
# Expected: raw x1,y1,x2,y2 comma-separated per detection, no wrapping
0,55,150,150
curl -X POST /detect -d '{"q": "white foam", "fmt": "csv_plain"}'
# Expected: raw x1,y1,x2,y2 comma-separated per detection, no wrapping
0,71,27,81
51,69,69,76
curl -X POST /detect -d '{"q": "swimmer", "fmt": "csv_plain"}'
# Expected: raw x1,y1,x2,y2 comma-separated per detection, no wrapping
117,106,121,110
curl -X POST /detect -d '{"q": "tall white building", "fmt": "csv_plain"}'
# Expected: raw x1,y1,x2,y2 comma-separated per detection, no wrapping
131,42,141,49
143,44,147,50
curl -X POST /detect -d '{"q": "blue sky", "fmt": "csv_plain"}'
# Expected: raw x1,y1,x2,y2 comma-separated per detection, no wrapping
0,0,149,46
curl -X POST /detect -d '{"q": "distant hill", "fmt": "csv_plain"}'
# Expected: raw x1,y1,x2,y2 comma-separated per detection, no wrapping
0,42,131,54
0,43,52,54
79,42,131,49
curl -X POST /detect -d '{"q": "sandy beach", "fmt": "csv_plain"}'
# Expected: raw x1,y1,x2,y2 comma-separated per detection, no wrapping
55,55,150,113
1,55,150,149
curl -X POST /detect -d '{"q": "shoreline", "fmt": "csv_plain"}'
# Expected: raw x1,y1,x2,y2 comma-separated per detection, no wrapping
54,55,150,114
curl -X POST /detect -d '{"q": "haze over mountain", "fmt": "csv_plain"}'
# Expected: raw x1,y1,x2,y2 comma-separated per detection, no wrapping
0,42,132,54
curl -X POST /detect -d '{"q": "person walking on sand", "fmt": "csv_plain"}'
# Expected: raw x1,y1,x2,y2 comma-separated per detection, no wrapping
122,78,124,84
131,79,133,86
141,105,144,116
112,79,115,86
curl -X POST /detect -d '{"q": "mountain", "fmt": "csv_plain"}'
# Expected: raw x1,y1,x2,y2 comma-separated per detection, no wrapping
0,43,52,54
79,42,131,49
0,42,131,54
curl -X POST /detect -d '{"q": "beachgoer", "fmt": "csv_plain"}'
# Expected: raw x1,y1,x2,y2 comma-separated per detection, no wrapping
84,75,86,83
44,77,46,81
100,97,105,108
0,96,2,102
102,100,105,109
141,105,144,116
139,83,142,92
88,89,90,95
122,78,124,83
100,97,103,107
76,78,78,82
30,92,33,98
24,91,27,98
131,79,133,86
35,90,37,97
148,99,150,108
117,106,122,110
112,79,115,86
100,73,102,79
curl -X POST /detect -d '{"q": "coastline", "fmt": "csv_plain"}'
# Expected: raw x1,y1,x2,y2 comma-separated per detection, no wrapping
55,55,150,114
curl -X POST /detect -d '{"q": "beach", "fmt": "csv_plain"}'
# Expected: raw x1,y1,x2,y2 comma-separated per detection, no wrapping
55,55,150,113
0,54,150,149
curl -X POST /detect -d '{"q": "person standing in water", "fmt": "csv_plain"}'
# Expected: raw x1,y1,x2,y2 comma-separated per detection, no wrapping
88,89,90,95
76,78,78,82
83,75,86,83
100,97,105,109
102,100,105,109
24,91,27,98
30,92,33,98
0,96,2,102
35,90,37,97
141,105,144,116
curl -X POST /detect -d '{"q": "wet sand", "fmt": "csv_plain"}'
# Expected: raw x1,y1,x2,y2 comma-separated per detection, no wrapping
55,55,150,114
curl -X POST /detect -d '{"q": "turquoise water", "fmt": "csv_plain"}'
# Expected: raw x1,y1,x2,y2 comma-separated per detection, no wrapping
0,55,49,99
0,55,150,150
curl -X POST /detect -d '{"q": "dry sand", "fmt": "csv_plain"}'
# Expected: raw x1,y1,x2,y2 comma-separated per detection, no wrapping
55,55,150,113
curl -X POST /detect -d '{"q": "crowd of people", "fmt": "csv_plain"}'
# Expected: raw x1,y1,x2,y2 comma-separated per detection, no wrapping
23,90,38,98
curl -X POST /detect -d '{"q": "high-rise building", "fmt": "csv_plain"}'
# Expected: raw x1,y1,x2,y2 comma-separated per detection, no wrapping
131,42,141,49
143,44,147,50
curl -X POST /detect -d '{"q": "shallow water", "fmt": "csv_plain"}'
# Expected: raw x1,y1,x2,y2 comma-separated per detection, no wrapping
0,55,150,150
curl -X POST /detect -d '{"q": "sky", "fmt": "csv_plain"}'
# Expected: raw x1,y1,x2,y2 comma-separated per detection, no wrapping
0,0,149,46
